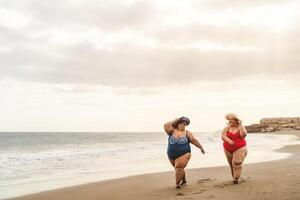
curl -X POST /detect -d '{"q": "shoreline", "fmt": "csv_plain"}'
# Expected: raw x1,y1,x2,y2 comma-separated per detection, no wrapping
7,131,300,200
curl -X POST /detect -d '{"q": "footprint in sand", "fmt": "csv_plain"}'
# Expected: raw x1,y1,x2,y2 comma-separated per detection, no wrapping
214,181,232,189
214,177,250,188
176,192,185,196
197,178,213,184
193,189,206,194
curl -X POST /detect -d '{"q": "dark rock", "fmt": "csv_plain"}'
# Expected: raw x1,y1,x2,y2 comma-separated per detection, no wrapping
246,117,300,133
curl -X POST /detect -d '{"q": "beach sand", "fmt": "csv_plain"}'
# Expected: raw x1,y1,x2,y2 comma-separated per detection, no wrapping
8,131,300,200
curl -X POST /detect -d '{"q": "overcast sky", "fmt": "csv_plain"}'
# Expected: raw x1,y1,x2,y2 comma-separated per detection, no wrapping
0,0,300,132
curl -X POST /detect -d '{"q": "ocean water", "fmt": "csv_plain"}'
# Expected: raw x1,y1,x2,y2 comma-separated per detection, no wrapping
0,131,299,199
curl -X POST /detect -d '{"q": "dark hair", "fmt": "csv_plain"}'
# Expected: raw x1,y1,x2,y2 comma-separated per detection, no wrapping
172,120,179,129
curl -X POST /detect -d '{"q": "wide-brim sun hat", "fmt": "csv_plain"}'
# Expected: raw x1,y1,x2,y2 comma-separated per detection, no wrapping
178,116,190,125
225,113,241,122
172,116,190,128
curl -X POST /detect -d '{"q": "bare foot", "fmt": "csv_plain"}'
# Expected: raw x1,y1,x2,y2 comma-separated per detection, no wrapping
233,179,239,184
180,179,187,186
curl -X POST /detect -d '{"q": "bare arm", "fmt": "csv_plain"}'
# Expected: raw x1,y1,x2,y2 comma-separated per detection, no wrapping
187,131,205,154
221,127,234,145
238,125,247,138
163,118,178,135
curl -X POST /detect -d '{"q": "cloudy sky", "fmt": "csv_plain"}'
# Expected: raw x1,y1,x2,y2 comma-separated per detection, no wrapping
0,0,300,132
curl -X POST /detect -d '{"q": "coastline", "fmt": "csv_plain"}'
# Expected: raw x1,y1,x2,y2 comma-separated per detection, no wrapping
7,131,300,200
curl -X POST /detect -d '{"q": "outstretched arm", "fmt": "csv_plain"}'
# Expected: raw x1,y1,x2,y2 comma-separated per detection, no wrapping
221,127,234,145
163,118,178,135
187,131,205,154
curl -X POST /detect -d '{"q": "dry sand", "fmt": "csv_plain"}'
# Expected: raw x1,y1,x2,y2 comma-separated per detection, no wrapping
8,131,300,200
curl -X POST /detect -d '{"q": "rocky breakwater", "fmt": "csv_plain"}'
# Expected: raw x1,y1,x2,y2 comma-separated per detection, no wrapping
245,117,300,133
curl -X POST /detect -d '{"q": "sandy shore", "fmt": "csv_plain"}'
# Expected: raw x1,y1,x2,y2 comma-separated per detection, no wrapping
8,131,300,200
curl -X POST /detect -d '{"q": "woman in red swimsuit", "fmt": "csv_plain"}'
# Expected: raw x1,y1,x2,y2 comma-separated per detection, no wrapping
222,113,247,184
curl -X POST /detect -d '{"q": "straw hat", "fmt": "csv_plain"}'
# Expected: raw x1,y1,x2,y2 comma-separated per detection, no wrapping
225,113,241,122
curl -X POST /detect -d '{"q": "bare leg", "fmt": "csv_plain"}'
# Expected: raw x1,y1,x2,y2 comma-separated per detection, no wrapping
174,153,191,188
181,172,187,185
224,149,234,178
232,147,247,183
169,158,175,167
169,158,186,185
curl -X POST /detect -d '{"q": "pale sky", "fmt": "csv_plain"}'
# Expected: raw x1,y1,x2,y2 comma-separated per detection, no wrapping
0,0,300,132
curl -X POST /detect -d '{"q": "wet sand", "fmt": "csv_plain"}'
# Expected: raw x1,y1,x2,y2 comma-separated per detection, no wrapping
8,131,300,200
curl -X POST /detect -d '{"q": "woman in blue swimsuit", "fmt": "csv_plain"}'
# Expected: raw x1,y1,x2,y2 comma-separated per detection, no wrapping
164,116,205,188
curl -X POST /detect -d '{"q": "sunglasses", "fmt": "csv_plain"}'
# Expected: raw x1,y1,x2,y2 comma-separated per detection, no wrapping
229,120,240,125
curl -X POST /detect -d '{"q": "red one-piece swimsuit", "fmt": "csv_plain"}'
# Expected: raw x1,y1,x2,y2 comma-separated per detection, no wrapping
223,130,246,153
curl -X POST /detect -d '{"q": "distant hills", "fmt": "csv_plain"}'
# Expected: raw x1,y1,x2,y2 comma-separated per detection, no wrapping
245,117,300,133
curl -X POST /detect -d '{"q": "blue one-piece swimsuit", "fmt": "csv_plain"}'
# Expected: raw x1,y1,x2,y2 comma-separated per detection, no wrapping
167,130,191,160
